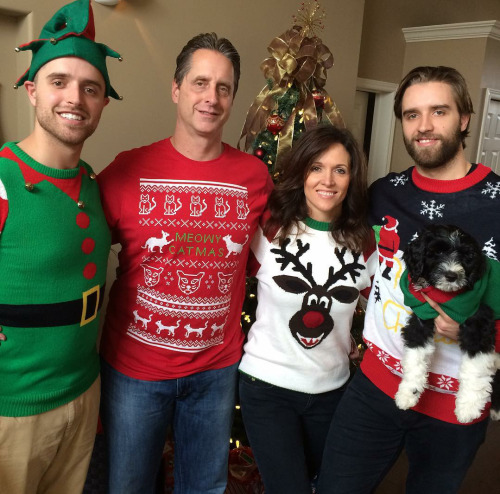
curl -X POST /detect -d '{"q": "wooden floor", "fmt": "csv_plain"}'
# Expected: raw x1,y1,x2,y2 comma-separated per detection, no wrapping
85,420,500,493
376,420,500,493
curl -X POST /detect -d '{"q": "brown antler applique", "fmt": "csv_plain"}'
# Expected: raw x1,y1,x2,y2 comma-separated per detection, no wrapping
271,238,316,286
324,247,365,289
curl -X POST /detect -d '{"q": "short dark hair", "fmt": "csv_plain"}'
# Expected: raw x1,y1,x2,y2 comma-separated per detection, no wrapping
264,125,371,252
394,66,474,147
174,32,241,97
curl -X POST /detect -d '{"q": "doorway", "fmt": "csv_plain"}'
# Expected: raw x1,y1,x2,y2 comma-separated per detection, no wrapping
476,88,500,174
352,78,398,184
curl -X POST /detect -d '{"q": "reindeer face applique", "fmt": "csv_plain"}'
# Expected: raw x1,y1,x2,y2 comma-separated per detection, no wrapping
271,239,364,349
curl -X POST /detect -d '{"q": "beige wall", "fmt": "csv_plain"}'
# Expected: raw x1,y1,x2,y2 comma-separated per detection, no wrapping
359,0,500,172
482,38,500,90
2,0,500,174
0,0,365,172
0,9,31,142
359,0,500,83
0,13,19,144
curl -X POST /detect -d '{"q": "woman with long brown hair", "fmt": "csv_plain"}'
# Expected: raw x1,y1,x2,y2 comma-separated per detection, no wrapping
239,125,375,493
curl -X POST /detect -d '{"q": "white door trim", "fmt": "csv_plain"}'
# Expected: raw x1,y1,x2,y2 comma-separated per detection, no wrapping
403,20,500,43
475,88,500,164
356,78,398,184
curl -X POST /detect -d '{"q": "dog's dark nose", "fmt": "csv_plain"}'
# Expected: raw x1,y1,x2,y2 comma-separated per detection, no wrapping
445,272,458,282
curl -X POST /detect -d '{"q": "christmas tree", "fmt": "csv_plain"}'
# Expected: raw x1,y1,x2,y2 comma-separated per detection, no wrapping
238,0,344,179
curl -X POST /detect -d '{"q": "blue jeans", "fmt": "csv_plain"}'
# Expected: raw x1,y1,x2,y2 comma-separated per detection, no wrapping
317,370,489,494
239,372,345,494
100,358,238,494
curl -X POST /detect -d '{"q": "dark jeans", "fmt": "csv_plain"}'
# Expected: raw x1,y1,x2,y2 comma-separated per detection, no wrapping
100,358,238,494
239,372,345,494
318,369,489,494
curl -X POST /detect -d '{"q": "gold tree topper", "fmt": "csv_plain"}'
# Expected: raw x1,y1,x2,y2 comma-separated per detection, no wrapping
292,0,326,38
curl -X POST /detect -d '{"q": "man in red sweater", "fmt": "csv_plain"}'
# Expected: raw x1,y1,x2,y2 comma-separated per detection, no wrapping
98,32,273,494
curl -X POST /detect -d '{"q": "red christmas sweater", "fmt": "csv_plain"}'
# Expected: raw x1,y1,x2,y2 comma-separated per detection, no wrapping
98,138,273,380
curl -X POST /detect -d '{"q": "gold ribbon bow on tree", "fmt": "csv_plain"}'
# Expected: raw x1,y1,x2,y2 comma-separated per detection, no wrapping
238,9,344,175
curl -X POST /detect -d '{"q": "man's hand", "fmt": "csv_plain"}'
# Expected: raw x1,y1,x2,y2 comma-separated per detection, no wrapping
0,326,6,344
421,293,460,341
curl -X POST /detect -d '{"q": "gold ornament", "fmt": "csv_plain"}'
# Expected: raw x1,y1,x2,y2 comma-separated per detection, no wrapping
25,182,34,192
77,200,85,209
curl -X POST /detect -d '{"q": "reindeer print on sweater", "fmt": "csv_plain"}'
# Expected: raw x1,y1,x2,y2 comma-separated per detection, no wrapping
272,238,365,349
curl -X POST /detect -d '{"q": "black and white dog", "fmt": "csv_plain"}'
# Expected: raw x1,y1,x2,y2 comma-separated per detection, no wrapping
395,224,499,423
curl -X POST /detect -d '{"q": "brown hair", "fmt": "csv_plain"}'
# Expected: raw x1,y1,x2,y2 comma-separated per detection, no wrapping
394,66,474,147
174,32,240,97
264,125,370,252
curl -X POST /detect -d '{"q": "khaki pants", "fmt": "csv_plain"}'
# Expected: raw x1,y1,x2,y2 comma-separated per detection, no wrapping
0,376,100,494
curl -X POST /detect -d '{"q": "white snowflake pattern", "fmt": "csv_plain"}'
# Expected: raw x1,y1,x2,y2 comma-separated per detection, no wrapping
377,350,390,363
390,174,409,187
483,238,498,261
481,181,500,199
437,375,454,390
165,273,175,286
420,200,444,220
409,232,419,243
394,360,403,373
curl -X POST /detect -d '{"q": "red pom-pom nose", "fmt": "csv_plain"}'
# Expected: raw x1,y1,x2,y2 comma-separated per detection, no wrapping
302,311,324,328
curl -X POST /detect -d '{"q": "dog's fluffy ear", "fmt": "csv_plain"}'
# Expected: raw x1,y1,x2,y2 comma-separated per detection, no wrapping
403,233,426,280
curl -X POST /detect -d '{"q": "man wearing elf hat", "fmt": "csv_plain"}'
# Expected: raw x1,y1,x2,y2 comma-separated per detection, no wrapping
98,33,273,493
0,1,121,492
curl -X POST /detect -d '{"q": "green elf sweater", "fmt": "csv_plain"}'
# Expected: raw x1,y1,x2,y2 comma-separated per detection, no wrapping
0,142,111,416
400,257,500,322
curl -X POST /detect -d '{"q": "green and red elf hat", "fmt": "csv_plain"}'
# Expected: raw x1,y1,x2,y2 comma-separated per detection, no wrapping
14,0,122,99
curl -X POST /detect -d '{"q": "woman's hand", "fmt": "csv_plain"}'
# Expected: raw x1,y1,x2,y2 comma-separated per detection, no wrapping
349,335,360,359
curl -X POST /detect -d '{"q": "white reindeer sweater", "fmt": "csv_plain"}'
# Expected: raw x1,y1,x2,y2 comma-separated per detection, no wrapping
239,218,375,393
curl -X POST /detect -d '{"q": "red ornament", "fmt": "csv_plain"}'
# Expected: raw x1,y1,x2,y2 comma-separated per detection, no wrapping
266,113,285,135
254,148,265,158
312,88,325,109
